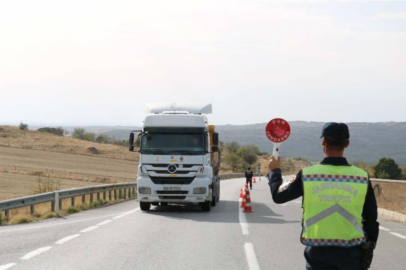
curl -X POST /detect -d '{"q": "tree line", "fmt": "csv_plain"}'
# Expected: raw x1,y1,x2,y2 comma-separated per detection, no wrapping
223,141,267,173
71,128,129,146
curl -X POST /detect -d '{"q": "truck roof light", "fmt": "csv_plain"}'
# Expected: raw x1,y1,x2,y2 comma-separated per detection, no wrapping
145,103,212,114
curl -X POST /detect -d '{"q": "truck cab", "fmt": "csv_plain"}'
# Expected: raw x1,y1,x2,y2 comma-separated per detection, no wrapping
129,103,220,212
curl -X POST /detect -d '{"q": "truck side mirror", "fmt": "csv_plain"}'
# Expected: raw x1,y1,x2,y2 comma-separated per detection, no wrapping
213,133,219,146
129,132,135,152
212,146,219,152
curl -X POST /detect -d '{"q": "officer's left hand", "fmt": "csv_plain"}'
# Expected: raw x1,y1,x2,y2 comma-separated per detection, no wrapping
268,156,280,171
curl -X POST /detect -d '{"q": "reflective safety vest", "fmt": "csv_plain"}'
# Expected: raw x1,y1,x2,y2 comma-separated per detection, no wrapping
301,164,369,247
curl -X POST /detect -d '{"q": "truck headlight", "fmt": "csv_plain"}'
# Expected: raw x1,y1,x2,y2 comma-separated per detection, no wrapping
138,187,151,194
193,187,206,194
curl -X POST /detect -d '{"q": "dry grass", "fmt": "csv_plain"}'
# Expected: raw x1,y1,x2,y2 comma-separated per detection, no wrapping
372,180,406,215
256,155,311,175
0,126,138,160
0,145,138,199
0,125,139,224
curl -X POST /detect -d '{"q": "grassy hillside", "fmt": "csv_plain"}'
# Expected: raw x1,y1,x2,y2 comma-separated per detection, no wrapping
0,126,139,200
0,126,137,160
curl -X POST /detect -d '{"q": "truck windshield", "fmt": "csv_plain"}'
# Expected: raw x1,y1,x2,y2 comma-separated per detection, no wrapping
140,133,206,155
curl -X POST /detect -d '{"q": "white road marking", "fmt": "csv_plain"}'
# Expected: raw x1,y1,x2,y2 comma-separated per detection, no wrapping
239,198,249,235
55,234,81,244
0,263,16,270
97,220,112,226
0,212,132,234
379,226,390,231
20,247,52,260
113,208,139,220
80,226,98,233
390,232,406,239
244,243,261,270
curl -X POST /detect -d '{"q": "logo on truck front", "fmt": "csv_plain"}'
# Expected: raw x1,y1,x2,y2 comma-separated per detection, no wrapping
167,165,177,173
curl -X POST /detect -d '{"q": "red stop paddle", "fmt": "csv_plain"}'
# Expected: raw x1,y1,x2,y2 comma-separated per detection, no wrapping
265,118,291,160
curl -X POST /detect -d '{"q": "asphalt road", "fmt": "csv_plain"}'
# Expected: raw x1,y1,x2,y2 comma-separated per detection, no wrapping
1,177,405,270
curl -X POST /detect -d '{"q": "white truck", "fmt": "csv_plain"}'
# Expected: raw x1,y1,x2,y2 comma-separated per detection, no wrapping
129,103,220,212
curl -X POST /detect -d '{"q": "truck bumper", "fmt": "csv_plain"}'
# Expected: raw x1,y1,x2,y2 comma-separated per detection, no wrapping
136,176,212,203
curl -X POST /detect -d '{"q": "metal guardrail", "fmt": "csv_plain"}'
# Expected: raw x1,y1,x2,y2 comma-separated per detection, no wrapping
370,178,406,184
0,173,262,224
0,183,137,224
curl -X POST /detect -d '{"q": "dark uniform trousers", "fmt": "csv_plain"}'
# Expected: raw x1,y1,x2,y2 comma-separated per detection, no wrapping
246,178,252,189
305,246,363,270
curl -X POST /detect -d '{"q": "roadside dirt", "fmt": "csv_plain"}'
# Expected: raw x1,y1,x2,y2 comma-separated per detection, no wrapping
372,180,406,215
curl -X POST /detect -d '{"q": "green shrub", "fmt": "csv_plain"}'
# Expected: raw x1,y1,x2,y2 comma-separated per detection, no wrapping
19,122,28,130
65,206,79,214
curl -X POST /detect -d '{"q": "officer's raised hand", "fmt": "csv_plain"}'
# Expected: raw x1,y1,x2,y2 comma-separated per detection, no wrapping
268,156,280,171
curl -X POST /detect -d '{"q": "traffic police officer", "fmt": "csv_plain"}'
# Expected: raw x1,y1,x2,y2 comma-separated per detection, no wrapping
268,122,379,270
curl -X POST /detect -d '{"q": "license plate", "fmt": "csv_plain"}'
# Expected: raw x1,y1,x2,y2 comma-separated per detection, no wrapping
164,187,181,191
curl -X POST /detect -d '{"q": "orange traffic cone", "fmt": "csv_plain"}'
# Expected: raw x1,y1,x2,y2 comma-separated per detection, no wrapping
253,177,256,184
243,188,254,212
240,194,246,208
239,188,244,198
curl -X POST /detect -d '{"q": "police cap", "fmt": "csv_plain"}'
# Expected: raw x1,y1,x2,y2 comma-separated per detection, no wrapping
320,122,350,142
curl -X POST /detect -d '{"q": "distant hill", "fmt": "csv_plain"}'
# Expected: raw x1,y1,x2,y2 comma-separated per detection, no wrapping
37,121,406,165
216,121,406,164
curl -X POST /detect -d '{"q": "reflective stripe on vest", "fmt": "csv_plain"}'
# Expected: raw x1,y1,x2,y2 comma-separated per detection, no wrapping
301,164,368,247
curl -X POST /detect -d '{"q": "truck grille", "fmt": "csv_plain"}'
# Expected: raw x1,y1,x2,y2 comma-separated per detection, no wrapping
157,191,189,195
159,196,186,200
150,177,195,185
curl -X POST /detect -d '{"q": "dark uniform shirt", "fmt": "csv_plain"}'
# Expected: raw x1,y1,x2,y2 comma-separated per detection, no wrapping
268,157,379,243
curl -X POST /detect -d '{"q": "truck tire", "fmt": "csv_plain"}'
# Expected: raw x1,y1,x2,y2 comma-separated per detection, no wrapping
217,182,220,201
140,202,151,211
211,195,216,206
200,201,211,212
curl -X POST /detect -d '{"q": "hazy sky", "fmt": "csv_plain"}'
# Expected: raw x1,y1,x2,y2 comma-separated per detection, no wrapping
1,0,405,127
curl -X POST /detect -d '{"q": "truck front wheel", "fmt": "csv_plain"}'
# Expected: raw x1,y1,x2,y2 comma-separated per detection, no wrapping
140,202,151,211
200,201,211,212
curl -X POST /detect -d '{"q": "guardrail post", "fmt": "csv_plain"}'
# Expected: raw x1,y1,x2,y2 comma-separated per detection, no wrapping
30,205,34,215
114,190,117,201
97,192,100,201
103,191,106,201
82,195,85,203
5,210,9,221
54,191,60,215
109,190,112,201
123,189,127,199
0,209,2,225
119,189,122,199
90,193,93,203
71,197,75,207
